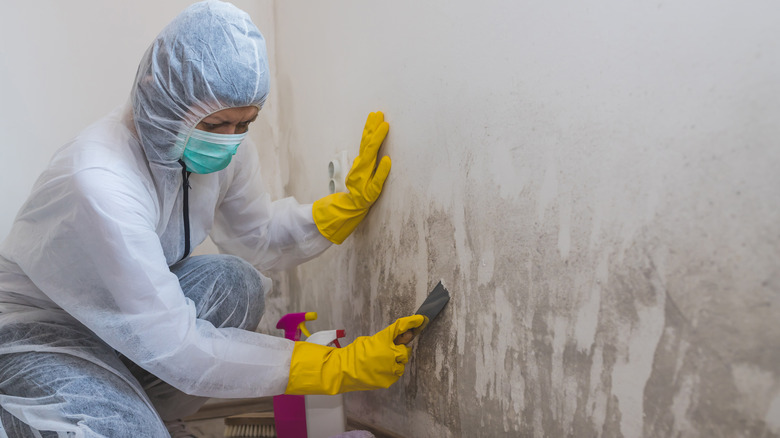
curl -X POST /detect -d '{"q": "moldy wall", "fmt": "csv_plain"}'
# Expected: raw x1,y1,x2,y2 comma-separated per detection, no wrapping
254,1,780,436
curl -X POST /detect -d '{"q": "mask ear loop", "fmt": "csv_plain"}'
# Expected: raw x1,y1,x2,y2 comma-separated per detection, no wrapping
179,116,203,156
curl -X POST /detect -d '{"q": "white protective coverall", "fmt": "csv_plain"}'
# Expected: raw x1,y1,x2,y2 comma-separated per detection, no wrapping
0,1,331,436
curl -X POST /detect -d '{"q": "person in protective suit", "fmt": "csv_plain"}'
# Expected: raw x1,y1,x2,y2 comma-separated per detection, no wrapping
0,1,423,436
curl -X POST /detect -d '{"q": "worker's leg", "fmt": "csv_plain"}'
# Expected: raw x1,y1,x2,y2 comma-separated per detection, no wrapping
122,254,268,422
0,322,168,438
170,254,267,332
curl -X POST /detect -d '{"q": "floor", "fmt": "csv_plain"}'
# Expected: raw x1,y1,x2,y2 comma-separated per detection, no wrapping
183,397,274,438
183,417,230,438
181,397,400,438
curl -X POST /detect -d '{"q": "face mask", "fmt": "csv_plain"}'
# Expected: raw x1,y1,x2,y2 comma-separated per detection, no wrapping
178,129,247,174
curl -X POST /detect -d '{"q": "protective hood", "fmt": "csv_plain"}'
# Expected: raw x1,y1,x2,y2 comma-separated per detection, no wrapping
131,0,270,165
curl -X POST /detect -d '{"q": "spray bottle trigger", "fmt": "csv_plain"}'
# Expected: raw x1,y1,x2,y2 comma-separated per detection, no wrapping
298,312,318,338
299,322,312,338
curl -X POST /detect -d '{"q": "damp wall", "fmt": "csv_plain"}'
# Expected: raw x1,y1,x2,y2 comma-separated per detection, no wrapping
257,1,780,436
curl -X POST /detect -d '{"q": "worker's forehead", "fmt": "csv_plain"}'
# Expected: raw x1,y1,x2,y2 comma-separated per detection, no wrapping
202,106,259,122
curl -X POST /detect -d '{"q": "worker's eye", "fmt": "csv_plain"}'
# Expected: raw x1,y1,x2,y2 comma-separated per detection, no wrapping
202,123,220,130
236,122,251,133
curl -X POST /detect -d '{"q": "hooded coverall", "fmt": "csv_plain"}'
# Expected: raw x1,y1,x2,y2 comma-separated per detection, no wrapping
0,1,331,436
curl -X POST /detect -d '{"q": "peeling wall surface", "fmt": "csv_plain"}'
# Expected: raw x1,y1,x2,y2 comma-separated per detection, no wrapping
256,1,780,437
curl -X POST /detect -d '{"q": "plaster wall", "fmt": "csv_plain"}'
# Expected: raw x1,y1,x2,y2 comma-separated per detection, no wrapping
261,1,780,437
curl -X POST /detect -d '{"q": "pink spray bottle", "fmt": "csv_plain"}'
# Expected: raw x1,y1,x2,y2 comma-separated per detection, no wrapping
274,312,347,438
274,312,317,438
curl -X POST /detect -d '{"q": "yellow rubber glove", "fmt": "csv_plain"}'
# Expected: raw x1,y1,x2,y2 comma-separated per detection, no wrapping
285,315,425,395
312,111,391,244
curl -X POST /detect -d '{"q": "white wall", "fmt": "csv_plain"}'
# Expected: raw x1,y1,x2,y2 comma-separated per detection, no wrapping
0,0,277,240
270,1,780,437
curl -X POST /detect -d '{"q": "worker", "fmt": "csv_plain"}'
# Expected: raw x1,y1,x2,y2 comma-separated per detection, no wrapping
0,1,424,437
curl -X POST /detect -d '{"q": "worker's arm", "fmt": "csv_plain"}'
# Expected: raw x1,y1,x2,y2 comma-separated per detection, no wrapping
211,135,332,271
13,167,294,398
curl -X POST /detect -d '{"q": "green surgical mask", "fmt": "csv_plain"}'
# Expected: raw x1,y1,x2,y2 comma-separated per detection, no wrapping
178,129,247,174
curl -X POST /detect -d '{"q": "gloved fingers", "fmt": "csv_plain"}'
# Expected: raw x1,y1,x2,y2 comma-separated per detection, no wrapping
368,121,390,155
363,111,382,133
393,357,409,377
364,156,391,202
395,345,411,365
345,156,365,192
347,121,389,194
374,315,421,346
360,111,385,154
394,315,427,337
356,121,388,173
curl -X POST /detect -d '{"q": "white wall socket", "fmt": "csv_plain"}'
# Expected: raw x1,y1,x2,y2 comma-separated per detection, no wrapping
328,150,350,194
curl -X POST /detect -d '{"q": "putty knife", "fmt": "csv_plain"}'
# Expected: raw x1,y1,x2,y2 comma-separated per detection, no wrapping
394,281,450,345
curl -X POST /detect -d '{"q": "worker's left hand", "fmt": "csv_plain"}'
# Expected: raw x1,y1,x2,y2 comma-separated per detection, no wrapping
312,111,391,244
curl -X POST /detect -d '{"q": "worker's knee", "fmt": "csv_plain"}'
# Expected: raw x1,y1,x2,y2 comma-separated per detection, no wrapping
213,254,267,330
173,254,267,330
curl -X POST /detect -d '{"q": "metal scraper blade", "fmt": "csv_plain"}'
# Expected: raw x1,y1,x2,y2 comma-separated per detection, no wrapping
415,281,450,322
394,281,450,345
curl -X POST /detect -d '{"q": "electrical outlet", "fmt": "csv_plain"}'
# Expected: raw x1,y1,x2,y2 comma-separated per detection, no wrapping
328,150,349,194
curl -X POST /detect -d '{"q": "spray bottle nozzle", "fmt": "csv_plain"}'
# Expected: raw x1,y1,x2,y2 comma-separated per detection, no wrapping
306,328,347,348
332,329,346,348
276,312,318,341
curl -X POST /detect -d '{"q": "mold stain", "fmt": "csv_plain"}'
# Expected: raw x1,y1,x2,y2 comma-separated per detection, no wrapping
284,157,779,438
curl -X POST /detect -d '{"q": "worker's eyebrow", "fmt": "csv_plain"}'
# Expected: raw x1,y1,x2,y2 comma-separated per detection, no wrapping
202,113,258,124
199,115,222,124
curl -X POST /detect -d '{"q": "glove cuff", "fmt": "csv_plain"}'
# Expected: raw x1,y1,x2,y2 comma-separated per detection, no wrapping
286,342,341,395
312,194,369,244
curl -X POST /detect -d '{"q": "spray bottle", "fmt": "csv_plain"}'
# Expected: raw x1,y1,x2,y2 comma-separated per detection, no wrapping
273,312,317,438
303,329,347,438
273,313,347,438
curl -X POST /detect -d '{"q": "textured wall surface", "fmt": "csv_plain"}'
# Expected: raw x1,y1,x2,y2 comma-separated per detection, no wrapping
257,1,780,437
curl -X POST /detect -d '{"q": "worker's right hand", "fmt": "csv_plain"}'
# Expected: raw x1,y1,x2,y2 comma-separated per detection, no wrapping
285,315,425,395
